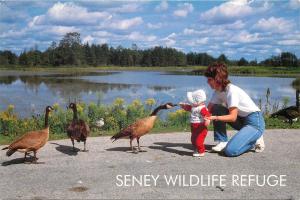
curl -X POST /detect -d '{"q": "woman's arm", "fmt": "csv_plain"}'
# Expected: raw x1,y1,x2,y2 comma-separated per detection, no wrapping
209,107,238,122
207,103,214,113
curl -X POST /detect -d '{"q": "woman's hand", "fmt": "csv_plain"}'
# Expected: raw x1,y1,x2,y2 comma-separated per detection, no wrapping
205,107,238,122
205,115,218,121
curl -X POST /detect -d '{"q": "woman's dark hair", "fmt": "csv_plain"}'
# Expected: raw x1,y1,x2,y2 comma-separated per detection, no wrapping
204,62,230,91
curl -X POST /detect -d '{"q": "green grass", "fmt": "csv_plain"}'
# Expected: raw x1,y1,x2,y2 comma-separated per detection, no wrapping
1,118,299,146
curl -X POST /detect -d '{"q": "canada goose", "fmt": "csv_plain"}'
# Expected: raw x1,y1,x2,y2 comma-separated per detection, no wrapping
95,118,105,128
67,103,90,152
111,102,177,153
90,118,105,130
2,106,54,163
270,89,300,124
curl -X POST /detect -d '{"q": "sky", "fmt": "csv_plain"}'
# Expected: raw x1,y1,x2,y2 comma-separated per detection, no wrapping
0,0,299,61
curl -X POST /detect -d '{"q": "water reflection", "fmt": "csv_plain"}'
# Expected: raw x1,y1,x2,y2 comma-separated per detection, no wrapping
0,76,18,85
0,70,296,118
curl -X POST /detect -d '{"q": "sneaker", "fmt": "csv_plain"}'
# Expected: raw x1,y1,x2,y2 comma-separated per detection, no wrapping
255,135,265,153
212,142,228,152
193,149,200,157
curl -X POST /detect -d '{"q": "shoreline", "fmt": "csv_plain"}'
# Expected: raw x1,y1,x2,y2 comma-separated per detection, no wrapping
0,66,299,78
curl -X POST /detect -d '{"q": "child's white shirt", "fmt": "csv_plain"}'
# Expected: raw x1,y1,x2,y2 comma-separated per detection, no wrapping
190,104,206,123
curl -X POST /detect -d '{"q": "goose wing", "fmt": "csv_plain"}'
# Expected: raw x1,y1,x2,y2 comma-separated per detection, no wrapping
8,130,47,150
67,120,90,139
111,120,141,141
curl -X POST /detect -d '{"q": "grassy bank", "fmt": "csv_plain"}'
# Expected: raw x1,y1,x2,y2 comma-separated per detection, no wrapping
0,65,299,77
0,99,299,145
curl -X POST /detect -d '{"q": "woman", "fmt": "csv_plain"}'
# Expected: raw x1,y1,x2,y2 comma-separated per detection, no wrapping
204,63,265,157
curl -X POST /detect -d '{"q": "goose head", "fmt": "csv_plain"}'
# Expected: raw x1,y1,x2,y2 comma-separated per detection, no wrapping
68,103,77,110
46,106,54,113
164,102,178,109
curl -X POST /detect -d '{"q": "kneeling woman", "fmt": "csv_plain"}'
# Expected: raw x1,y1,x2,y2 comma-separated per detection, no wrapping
204,63,265,157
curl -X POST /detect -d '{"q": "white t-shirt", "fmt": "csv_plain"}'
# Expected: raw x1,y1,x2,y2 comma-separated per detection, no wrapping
190,105,205,123
209,83,260,117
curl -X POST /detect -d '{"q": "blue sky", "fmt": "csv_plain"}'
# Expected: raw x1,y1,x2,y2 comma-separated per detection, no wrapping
0,0,299,61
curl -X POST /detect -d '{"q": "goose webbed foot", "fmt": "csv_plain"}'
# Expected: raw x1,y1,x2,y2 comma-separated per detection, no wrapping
132,150,139,154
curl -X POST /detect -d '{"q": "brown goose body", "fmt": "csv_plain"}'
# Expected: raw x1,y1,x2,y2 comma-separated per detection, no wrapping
111,116,157,141
4,128,49,156
67,119,90,141
111,103,177,153
2,106,53,163
67,103,90,151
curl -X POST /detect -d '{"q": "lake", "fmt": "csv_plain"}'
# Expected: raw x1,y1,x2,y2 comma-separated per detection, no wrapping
0,70,297,118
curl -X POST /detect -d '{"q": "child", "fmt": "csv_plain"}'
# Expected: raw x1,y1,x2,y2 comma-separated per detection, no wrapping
180,89,211,157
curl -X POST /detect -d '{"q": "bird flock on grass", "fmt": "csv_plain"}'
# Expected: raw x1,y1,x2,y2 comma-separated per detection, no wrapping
1,102,177,163
1,89,299,164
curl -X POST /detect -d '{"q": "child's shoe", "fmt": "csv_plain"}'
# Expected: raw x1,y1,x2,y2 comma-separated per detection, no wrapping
193,149,205,157
193,149,200,157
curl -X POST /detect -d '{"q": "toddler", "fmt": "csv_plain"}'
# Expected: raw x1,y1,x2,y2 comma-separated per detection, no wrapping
180,89,211,157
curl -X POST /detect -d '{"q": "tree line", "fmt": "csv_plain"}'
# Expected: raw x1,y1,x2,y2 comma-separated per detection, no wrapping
0,32,299,67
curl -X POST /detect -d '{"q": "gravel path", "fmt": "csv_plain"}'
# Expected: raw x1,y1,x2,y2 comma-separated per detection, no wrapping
0,129,299,199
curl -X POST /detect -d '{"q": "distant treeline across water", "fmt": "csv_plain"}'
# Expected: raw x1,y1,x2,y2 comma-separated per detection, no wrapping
0,32,299,68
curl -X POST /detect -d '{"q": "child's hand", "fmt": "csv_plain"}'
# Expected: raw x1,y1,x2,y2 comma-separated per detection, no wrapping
179,102,186,108
204,119,211,127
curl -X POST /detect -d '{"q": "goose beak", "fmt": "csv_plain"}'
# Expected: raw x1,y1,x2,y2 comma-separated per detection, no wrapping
166,103,178,109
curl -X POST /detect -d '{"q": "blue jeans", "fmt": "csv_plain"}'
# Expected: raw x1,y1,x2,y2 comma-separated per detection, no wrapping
211,105,265,157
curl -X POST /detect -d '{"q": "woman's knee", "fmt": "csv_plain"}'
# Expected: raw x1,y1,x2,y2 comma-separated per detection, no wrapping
224,148,238,157
224,143,242,157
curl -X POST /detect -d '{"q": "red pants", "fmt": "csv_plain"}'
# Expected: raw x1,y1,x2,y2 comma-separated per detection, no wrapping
191,123,208,153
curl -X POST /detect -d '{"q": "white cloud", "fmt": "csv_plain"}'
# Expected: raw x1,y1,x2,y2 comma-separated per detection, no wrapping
231,31,260,43
127,32,156,42
155,1,168,12
96,38,109,44
46,26,80,36
184,26,230,37
147,23,163,29
0,29,27,38
108,3,141,13
224,20,245,29
277,39,300,46
253,17,294,33
196,38,209,45
29,2,112,26
160,32,178,46
108,17,143,30
183,28,204,35
82,35,94,44
288,0,300,9
164,38,176,46
185,38,209,46
274,48,282,54
200,0,254,24
173,3,194,17
0,4,28,23
93,31,112,37
167,33,177,38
